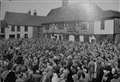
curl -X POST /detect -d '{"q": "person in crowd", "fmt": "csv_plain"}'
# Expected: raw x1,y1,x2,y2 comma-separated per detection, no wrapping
4,63,17,82
0,38,120,82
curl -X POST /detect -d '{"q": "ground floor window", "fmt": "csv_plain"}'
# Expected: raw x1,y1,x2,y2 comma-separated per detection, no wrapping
43,33,97,42
75,35,79,41
63,34,69,41
17,34,20,38
9,34,15,39
24,34,28,38
0,35,5,39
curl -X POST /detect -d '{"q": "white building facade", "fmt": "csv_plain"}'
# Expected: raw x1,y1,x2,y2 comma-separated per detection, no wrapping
3,12,45,39
5,25,33,39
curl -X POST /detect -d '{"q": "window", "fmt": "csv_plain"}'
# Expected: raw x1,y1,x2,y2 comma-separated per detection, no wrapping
0,35,5,39
11,25,15,32
1,28,5,33
24,26,28,32
58,24,64,30
80,23,87,30
101,20,105,30
17,26,20,32
45,25,49,30
9,34,15,39
67,27,76,32
24,34,28,38
17,34,20,38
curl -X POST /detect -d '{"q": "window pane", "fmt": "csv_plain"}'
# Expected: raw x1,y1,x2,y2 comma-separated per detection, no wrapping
1,28,5,33
101,20,105,30
58,24,64,30
45,25,49,30
11,25,15,32
24,34,28,38
17,26,20,32
24,26,28,32
9,35,15,39
17,34,20,38
80,23,87,30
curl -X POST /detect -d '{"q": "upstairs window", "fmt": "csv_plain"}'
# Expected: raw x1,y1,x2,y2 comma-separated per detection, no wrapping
24,26,28,32
17,26,20,32
9,34,15,39
11,25,15,32
101,20,105,30
45,25,49,30
80,23,87,30
58,24,64,30
1,28,5,33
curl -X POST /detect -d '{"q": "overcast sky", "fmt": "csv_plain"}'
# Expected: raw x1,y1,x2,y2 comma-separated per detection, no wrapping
0,0,120,20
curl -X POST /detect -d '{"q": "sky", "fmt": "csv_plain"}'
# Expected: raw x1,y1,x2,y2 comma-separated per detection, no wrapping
0,0,120,20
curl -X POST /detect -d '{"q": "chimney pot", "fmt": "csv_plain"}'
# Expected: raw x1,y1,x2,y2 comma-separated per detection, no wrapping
33,9,37,16
62,0,69,6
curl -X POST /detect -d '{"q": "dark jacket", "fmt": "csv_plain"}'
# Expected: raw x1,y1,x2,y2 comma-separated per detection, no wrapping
4,71,17,82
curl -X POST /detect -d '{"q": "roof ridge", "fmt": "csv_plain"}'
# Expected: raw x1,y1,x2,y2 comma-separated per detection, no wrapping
5,11,46,17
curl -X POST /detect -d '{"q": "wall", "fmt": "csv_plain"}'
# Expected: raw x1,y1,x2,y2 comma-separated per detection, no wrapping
114,18,120,34
94,20,114,34
42,22,94,35
32,26,43,38
5,25,33,39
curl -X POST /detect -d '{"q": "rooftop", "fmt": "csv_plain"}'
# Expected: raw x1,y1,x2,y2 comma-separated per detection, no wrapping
4,12,46,26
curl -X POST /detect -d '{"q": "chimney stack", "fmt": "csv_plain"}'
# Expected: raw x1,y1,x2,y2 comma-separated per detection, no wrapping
33,9,37,16
62,0,69,7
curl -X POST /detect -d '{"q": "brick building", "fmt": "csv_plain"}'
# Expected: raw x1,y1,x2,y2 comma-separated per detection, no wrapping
41,2,120,42
3,11,45,39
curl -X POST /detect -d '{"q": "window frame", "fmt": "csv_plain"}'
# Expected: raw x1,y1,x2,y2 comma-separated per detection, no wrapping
11,25,15,32
1,27,5,33
24,25,28,32
17,34,20,38
17,26,21,32
9,34,15,39
101,20,105,30
24,34,28,38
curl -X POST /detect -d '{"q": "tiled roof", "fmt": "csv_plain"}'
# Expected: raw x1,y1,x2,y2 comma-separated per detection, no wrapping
4,12,46,26
43,3,103,24
4,5,120,26
102,10,120,19
43,4,120,24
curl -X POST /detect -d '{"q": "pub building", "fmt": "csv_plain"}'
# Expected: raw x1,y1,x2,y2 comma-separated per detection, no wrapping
1,0,120,42
41,0,120,42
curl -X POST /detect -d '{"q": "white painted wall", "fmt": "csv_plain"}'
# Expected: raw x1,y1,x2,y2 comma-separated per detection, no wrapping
94,20,114,34
5,25,33,39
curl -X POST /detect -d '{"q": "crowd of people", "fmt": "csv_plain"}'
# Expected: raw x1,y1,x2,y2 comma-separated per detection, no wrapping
0,37,120,82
